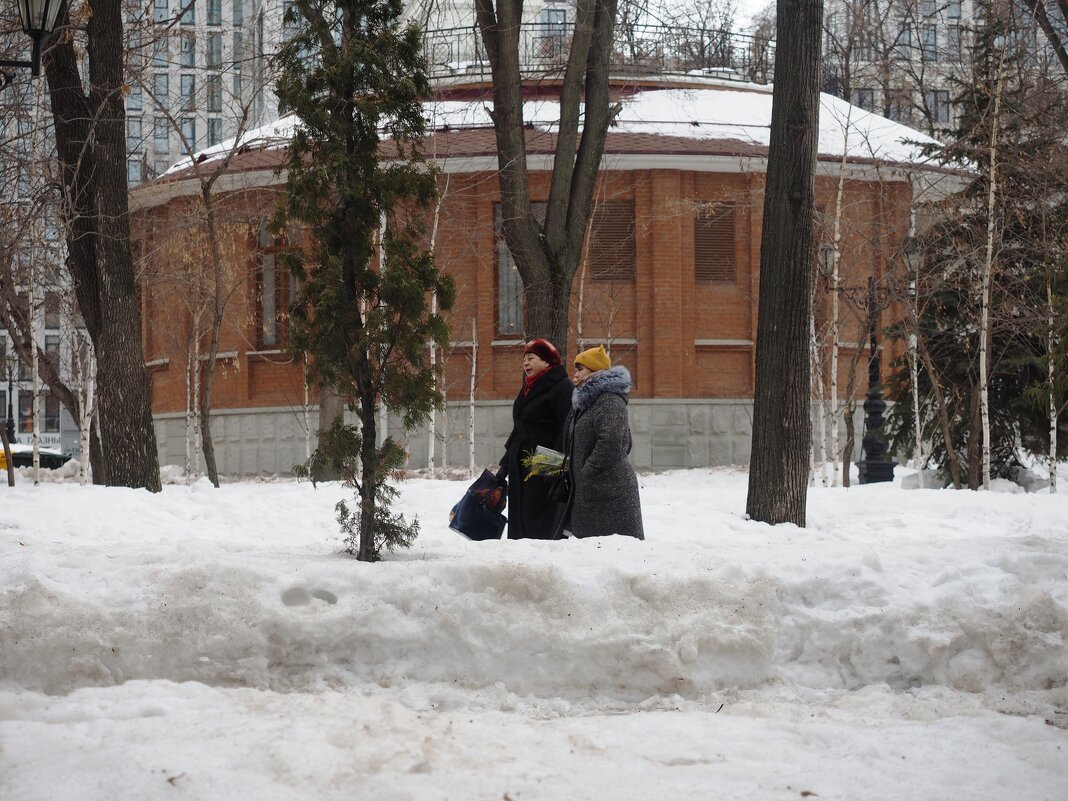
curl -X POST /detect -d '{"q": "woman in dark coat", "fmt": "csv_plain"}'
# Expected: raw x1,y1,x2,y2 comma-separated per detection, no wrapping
499,339,573,539
559,345,645,540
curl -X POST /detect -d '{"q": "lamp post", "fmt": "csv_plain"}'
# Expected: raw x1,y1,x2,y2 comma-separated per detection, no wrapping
0,0,63,90
858,277,895,484
4,354,15,446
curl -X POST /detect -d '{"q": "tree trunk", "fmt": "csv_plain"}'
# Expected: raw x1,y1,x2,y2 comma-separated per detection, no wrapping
746,0,823,526
357,385,378,562
475,0,618,355
315,381,346,481
1,423,14,487
44,0,161,492
978,51,1005,492
916,335,962,489
198,190,227,488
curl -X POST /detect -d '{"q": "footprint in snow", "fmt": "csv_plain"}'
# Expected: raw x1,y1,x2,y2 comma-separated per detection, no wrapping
281,587,338,607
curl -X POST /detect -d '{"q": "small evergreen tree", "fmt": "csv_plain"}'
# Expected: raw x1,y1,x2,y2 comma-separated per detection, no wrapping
275,0,455,561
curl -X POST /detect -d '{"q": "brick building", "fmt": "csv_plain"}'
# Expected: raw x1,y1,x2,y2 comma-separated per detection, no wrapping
131,76,946,475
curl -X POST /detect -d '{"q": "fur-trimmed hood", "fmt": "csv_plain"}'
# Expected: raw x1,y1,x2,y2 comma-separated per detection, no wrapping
573,365,632,412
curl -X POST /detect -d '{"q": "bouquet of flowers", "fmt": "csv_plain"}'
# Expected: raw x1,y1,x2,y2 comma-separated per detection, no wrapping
521,445,566,480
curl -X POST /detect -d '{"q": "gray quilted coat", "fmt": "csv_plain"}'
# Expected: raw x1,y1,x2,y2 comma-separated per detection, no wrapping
559,366,645,540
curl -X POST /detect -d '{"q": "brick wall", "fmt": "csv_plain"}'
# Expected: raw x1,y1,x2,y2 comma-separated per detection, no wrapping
133,166,911,418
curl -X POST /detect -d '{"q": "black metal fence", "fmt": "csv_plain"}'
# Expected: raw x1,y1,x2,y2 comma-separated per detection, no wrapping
423,23,775,85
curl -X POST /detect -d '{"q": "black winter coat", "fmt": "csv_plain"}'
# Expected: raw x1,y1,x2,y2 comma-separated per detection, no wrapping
500,364,572,539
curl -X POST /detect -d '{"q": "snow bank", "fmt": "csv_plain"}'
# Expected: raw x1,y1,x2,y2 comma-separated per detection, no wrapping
2,472,1066,701
2,469,1066,801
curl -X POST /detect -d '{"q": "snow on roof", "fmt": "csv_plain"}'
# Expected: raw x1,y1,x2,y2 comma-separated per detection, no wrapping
160,82,941,179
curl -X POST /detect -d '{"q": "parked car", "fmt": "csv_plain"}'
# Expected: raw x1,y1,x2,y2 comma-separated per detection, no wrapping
0,443,72,470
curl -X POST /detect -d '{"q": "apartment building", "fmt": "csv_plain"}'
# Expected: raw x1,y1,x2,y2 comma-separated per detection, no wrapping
822,0,976,134
125,0,286,184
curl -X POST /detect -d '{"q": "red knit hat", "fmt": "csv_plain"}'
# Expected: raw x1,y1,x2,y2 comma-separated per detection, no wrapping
523,338,562,367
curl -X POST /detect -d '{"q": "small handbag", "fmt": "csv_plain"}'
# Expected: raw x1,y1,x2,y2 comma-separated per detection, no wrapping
548,457,571,503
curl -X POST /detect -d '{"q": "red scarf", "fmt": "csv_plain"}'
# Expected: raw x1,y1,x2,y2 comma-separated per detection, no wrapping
523,368,549,397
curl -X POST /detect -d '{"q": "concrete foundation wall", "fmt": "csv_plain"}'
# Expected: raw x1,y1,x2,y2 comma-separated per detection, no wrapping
155,400,874,478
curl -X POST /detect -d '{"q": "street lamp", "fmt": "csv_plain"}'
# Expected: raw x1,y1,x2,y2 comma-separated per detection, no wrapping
0,0,63,88
3,352,15,446
857,277,895,484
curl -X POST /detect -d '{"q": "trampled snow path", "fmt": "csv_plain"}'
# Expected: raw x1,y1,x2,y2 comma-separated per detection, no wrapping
1,469,1066,800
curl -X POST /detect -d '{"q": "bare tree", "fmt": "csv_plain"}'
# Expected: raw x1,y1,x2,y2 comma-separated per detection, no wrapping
474,0,620,353
42,0,161,490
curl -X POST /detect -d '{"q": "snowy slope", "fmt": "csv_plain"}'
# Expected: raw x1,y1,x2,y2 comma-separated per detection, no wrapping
1,469,1065,800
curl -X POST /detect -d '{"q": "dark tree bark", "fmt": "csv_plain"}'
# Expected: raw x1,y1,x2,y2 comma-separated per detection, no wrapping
745,0,823,526
43,0,161,491
475,0,618,355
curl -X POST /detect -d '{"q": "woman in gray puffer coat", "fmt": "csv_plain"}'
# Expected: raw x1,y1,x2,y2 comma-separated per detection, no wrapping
557,346,645,540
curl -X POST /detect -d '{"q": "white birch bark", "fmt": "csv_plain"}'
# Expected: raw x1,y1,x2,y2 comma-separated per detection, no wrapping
979,52,1006,491
185,346,194,476
426,176,447,475
1048,276,1058,494
908,212,924,488
909,333,924,487
303,354,311,460
809,307,828,486
192,327,202,476
377,211,387,449
828,106,851,488
29,258,40,484
78,335,96,485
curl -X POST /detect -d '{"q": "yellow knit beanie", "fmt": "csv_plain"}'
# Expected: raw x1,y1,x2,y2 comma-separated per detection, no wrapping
574,345,611,372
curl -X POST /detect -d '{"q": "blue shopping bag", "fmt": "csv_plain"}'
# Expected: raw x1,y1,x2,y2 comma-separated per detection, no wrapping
448,469,507,541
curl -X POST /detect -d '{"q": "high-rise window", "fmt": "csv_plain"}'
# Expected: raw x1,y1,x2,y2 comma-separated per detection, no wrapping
179,0,194,25
947,0,961,20
851,87,875,112
207,0,221,25
921,25,938,61
207,118,223,147
154,116,170,153
153,0,169,23
233,0,243,26
127,83,143,112
180,32,195,67
894,26,912,60
207,74,222,112
180,117,196,147
889,91,912,123
925,89,951,124
947,25,963,60
153,72,169,107
128,158,143,185
127,117,143,153
232,30,244,70
207,32,222,69
153,35,168,68
180,74,195,110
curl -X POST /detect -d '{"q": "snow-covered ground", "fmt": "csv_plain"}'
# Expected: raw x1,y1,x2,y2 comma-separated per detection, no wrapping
1,468,1066,800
